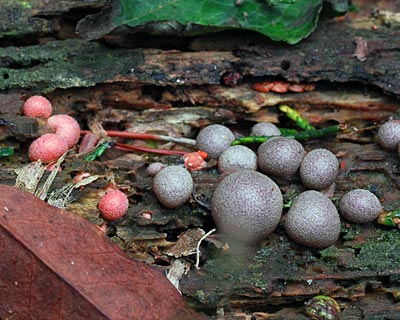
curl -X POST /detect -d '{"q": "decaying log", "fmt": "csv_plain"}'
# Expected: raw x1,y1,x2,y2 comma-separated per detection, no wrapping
0,19,399,95
2,2,400,319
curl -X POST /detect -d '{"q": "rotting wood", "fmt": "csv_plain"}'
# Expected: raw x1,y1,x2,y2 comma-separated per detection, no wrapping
0,0,106,39
1,83,398,144
0,19,399,95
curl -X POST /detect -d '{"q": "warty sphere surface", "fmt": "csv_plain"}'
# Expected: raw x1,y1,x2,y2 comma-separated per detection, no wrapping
300,148,339,190
377,120,400,151
218,145,257,174
211,170,283,243
251,122,281,137
153,166,193,208
195,124,235,159
285,190,341,249
339,189,382,223
257,137,305,178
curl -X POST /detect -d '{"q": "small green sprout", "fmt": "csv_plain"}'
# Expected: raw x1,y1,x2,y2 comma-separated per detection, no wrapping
0,148,14,157
279,104,315,131
84,142,110,161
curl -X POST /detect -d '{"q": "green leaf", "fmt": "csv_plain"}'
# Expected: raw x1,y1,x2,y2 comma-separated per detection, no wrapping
77,0,347,44
321,0,348,18
114,0,321,44
78,0,347,44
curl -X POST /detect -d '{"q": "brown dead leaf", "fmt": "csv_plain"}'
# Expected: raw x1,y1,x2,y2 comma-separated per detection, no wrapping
0,184,203,320
164,228,206,258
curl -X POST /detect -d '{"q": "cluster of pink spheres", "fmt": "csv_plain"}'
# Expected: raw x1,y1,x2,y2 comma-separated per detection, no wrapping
23,96,81,163
23,95,129,223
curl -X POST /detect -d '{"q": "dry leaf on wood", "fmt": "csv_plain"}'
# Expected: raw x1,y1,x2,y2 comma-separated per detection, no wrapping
0,184,203,320
164,228,206,258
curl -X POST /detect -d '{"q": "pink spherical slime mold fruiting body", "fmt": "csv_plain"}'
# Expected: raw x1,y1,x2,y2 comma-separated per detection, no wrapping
79,132,99,154
22,96,52,118
98,189,129,221
47,114,80,148
28,133,68,163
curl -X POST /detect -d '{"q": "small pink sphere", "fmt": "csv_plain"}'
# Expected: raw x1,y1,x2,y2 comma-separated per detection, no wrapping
22,96,52,118
28,133,68,163
98,189,129,221
47,114,80,148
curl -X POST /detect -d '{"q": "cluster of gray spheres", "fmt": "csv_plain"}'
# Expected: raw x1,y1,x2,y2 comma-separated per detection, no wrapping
197,124,339,188
149,122,383,249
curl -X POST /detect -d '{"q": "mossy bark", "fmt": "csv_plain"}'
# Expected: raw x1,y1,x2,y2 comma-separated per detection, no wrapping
0,0,105,38
0,20,399,95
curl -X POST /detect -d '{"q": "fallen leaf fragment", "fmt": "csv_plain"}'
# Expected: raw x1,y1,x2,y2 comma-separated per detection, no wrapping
167,258,192,292
0,184,204,320
164,228,206,258
14,161,45,193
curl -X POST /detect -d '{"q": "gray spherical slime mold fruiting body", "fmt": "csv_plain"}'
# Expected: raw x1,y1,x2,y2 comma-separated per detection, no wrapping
339,189,382,223
218,145,257,175
285,190,341,249
300,148,339,190
146,162,166,176
196,124,235,159
211,170,283,243
257,137,305,178
153,166,193,208
377,120,400,151
251,122,281,137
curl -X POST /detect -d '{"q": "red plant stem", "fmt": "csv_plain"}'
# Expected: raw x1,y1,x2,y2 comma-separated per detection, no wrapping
115,143,188,155
80,130,196,146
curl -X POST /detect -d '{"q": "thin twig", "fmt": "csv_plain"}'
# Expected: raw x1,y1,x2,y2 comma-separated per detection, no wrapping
195,228,216,270
81,129,196,147
115,143,188,155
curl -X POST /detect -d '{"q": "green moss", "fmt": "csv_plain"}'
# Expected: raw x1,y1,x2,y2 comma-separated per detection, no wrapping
349,229,400,272
319,246,339,261
0,39,145,92
341,223,362,241
0,1,52,37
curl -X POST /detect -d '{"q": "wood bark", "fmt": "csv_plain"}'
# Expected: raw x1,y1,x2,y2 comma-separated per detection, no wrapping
0,19,399,96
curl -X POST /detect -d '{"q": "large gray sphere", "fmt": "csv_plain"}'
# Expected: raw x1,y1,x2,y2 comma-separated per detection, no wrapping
300,148,339,190
251,122,281,137
377,120,400,151
218,145,257,175
285,190,341,249
196,124,235,159
211,170,283,243
257,137,305,178
339,189,382,223
153,166,193,208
